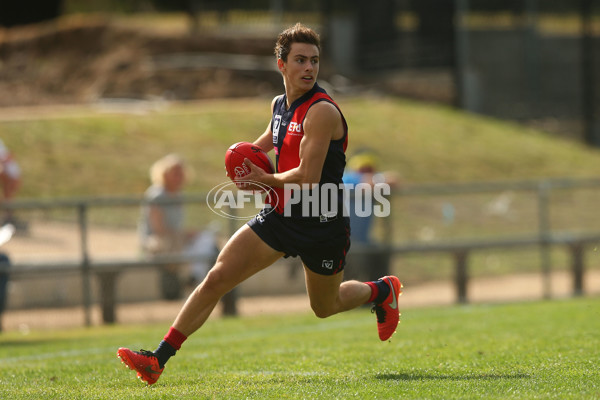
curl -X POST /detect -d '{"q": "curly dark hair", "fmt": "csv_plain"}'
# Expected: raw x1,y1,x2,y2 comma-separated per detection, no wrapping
274,23,321,62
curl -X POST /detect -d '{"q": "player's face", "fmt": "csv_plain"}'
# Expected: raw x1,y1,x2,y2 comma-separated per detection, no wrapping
279,42,320,96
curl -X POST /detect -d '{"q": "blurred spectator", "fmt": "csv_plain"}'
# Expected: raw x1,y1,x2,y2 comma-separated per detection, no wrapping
0,252,10,333
0,139,21,226
139,154,218,300
343,149,399,281
343,149,398,244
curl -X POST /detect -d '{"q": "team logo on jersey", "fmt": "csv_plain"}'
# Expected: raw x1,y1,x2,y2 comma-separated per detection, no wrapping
322,260,334,270
287,121,303,136
272,115,282,144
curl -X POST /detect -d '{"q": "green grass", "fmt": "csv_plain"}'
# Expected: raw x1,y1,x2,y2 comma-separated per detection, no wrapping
0,298,598,399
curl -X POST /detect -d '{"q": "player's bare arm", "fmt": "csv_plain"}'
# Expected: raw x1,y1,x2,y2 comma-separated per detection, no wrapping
295,101,344,183
253,123,274,153
244,101,342,187
234,97,276,187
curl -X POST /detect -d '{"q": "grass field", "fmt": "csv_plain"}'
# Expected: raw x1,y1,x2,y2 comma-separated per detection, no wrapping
0,298,598,399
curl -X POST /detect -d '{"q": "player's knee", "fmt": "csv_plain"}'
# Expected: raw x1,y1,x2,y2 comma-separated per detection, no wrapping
202,267,234,298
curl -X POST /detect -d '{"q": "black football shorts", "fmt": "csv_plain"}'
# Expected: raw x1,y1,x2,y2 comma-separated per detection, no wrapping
247,209,351,276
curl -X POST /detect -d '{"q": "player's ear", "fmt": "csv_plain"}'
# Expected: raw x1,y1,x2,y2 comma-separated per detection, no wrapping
277,58,285,72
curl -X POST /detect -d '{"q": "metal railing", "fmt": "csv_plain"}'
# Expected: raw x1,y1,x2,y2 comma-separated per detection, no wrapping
1,177,599,326
389,177,600,300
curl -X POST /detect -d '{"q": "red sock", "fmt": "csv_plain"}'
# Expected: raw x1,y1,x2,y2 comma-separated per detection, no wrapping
366,281,379,303
163,327,187,350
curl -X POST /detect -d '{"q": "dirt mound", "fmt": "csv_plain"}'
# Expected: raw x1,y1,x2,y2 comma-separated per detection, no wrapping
0,17,283,107
0,16,456,109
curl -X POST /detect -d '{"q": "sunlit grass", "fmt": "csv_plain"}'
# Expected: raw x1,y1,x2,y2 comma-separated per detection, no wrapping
0,298,598,399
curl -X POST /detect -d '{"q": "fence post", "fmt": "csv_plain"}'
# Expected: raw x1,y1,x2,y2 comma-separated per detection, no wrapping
537,182,552,299
454,250,469,304
569,243,584,297
78,203,92,327
97,271,118,324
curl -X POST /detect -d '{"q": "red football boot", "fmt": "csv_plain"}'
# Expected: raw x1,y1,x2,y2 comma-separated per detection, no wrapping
372,276,403,341
117,348,164,385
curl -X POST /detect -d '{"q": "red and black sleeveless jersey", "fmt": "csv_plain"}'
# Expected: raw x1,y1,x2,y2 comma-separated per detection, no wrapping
267,83,348,217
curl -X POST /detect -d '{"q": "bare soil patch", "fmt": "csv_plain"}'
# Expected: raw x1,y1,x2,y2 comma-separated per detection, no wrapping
0,17,282,107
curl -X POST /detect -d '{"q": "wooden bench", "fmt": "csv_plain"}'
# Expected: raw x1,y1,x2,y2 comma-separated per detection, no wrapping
1,253,236,325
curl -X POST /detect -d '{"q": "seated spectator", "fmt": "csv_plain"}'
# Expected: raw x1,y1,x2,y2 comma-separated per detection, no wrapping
0,139,22,227
139,154,200,300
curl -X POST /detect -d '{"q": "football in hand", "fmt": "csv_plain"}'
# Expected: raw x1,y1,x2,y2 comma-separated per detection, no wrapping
225,142,274,191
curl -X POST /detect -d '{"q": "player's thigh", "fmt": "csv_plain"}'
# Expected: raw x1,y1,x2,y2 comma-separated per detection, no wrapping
303,266,344,310
212,224,284,284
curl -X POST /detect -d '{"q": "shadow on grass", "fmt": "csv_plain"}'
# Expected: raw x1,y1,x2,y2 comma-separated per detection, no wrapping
0,338,72,348
376,372,530,381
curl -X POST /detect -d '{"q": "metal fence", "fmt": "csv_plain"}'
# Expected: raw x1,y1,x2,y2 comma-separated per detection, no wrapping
387,177,600,302
2,177,600,326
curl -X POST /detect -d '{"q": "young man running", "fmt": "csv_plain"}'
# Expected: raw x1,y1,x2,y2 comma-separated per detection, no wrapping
117,23,402,386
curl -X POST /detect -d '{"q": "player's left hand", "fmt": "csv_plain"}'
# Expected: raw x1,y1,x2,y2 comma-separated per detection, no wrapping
234,158,268,189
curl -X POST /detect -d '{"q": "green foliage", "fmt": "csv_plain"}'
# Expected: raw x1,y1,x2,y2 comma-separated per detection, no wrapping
0,298,598,399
